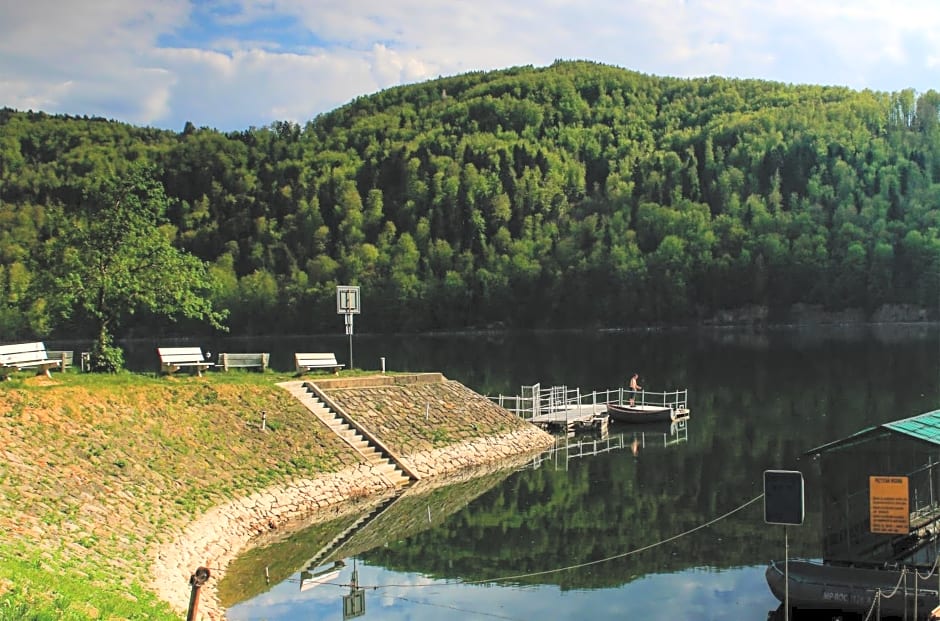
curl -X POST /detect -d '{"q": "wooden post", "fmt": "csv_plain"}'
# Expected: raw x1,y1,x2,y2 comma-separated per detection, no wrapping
187,567,210,621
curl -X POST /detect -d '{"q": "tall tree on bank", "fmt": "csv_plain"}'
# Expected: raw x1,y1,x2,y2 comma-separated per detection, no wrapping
37,166,227,371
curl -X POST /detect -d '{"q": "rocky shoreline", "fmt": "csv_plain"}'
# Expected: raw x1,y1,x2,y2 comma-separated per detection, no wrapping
149,375,555,619
702,303,930,327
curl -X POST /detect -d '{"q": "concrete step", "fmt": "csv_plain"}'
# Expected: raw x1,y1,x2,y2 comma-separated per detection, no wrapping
335,424,356,436
337,430,364,446
292,390,412,484
348,439,371,451
363,452,389,465
376,464,407,480
370,460,400,475
385,471,412,486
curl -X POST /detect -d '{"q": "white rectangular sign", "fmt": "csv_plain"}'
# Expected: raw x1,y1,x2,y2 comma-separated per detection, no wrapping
337,285,361,314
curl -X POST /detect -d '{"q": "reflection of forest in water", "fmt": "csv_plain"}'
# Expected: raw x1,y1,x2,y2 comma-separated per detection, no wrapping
361,325,939,590
361,422,811,591
220,325,940,613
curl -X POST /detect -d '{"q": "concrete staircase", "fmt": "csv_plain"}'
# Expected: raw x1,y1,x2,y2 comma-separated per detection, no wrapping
280,381,413,488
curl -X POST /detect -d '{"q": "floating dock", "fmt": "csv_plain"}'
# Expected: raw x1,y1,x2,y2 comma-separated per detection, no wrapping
530,403,609,434
492,384,689,435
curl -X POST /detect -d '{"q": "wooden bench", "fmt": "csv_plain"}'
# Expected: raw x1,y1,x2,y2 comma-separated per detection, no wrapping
47,350,74,370
295,352,345,375
0,342,62,379
218,352,269,372
157,347,214,376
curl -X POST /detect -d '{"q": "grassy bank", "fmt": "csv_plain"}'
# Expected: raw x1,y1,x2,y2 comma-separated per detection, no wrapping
0,370,364,620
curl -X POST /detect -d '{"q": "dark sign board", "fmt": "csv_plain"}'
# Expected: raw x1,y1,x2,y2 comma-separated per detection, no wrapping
764,470,805,525
343,588,365,619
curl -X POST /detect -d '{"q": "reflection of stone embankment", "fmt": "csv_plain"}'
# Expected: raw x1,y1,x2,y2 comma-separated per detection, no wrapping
316,451,546,566
150,373,554,619
219,452,538,607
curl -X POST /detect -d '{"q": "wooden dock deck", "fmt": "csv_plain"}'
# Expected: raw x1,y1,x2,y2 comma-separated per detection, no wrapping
530,403,609,434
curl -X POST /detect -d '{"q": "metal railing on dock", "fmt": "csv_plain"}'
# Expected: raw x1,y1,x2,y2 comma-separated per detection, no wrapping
492,383,689,422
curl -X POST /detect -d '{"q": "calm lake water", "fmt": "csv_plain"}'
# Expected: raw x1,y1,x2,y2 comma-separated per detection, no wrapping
84,325,940,620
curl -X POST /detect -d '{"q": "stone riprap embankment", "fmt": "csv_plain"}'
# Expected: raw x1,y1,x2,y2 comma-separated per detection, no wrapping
315,373,550,478
150,466,398,619
151,373,554,620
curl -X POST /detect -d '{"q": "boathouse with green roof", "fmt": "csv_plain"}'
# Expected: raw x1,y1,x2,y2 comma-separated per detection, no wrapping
807,408,940,568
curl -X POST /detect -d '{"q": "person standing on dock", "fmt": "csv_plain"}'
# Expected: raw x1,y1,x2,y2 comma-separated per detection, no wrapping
629,373,642,406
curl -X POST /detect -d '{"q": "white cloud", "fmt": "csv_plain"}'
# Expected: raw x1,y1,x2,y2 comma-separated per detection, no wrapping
0,0,188,74
226,562,780,620
371,43,436,88
0,0,187,124
3,0,940,130
152,46,381,129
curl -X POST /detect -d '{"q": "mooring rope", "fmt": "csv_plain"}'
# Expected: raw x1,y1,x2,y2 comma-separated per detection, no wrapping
371,492,765,590
869,552,940,621
848,551,940,621
915,552,940,581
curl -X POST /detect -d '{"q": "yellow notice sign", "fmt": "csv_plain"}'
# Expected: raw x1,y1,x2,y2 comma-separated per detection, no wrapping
869,476,910,534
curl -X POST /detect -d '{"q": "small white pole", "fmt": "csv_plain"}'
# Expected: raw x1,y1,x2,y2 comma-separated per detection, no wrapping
261,410,266,431
380,356,386,373
426,403,430,421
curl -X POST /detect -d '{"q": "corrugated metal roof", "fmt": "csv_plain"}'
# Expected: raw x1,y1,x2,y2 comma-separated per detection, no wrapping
806,409,940,455
883,409,940,444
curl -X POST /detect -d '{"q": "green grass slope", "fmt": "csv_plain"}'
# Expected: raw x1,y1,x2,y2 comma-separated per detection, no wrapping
0,371,360,620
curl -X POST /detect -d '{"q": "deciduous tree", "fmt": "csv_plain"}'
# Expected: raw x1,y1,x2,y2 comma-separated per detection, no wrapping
37,165,227,370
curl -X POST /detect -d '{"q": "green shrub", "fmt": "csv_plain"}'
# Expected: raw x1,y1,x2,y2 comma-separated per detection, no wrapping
87,332,124,373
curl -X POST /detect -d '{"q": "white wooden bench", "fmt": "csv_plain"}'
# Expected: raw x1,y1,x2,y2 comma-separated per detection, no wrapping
0,342,62,379
218,352,269,372
47,350,74,370
157,347,214,376
295,352,345,375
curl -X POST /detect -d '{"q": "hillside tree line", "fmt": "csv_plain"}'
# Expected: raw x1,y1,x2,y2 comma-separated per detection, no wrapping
0,60,938,340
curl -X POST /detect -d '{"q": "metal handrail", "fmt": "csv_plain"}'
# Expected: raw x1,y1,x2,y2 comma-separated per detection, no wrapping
493,385,689,421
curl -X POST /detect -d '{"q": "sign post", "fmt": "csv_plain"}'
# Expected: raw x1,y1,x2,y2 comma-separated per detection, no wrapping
764,470,805,621
343,562,365,619
337,286,360,369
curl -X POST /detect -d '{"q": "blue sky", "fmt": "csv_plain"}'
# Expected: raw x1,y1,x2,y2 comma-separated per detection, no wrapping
225,561,779,620
3,0,940,132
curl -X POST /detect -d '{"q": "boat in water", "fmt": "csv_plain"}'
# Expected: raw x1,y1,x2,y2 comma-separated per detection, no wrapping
765,559,940,618
606,402,680,423
605,388,690,424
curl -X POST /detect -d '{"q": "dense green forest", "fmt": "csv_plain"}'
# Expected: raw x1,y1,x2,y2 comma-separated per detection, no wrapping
1,60,938,340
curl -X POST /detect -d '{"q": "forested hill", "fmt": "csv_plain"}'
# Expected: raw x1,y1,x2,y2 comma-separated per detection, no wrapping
1,60,938,338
